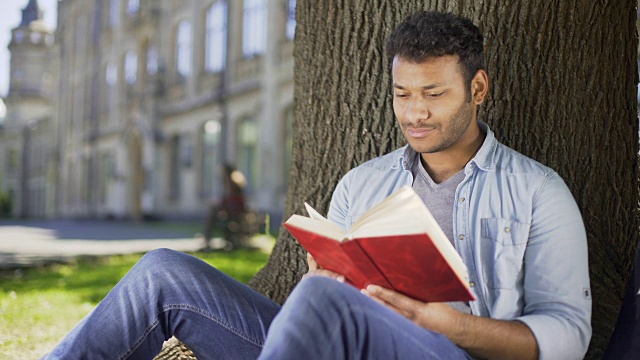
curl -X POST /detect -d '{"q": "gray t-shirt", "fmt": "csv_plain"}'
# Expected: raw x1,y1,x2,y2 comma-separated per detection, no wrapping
411,153,471,314
411,154,465,245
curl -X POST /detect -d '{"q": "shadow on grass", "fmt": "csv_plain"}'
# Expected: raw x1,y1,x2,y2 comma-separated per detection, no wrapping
0,249,270,304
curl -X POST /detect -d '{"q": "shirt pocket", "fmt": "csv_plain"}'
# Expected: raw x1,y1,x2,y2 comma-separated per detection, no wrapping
480,218,530,290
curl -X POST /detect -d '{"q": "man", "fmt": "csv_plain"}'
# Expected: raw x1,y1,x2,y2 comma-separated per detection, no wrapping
46,11,591,360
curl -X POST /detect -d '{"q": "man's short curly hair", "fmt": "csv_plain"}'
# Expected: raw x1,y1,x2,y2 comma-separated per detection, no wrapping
386,11,484,89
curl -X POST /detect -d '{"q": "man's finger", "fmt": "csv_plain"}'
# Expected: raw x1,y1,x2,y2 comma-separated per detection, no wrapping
366,285,409,307
362,288,413,318
306,252,318,271
303,268,345,282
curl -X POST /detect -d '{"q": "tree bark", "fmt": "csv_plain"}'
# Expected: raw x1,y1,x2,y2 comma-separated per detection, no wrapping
248,1,638,358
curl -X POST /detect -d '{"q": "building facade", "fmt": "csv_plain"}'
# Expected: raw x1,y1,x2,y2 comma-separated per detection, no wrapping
1,0,296,222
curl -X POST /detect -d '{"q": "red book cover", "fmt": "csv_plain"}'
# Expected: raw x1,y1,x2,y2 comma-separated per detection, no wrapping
284,225,475,303
285,224,392,290
353,234,474,302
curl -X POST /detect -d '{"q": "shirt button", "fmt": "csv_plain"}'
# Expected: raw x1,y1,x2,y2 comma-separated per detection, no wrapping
458,234,465,240
469,281,475,287
459,197,465,202
504,227,511,233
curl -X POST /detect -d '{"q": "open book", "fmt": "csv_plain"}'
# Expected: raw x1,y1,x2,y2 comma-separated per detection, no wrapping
284,186,475,303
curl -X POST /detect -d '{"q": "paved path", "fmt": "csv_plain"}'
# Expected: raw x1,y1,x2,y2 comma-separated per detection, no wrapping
0,219,215,268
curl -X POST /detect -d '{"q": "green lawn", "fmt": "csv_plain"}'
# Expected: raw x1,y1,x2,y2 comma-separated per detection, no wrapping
0,248,271,359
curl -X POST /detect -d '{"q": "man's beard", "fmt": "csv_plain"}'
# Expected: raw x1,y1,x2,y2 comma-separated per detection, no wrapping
402,100,474,154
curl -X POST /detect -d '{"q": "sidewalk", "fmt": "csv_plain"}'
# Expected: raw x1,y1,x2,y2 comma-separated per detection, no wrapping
0,219,212,269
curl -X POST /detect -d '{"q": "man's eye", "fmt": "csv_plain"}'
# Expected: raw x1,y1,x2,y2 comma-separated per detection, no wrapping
428,92,445,98
395,93,409,98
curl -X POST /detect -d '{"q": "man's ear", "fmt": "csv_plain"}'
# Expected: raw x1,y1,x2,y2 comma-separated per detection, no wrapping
471,69,489,105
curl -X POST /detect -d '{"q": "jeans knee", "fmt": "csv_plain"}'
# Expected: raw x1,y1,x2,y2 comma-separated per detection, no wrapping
289,276,358,310
132,248,201,281
272,277,364,343
136,248,181,269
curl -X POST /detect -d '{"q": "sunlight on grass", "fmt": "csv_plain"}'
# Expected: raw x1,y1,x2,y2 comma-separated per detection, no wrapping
0,247,272,358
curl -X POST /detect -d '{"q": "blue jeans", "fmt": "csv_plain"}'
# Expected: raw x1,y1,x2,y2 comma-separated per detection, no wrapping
259,276,471,360
45,249,470,359
45,249,280,359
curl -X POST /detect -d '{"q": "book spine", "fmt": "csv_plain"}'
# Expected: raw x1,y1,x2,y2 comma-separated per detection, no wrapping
342,240,395,290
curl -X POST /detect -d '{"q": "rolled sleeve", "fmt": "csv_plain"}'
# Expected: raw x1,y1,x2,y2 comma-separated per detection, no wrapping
516,173,592,360
327,171,352,232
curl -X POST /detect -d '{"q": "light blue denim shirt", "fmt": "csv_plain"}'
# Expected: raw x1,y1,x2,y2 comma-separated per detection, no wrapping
327,122,592,360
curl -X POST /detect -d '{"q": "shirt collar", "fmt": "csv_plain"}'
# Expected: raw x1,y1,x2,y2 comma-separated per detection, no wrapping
400,145,418,170
470,121,498,172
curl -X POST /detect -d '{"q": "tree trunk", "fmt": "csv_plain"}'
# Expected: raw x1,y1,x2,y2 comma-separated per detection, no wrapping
248,1,638,358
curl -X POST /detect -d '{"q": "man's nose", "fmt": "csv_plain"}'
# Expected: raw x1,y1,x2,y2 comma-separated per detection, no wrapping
404,97,429,123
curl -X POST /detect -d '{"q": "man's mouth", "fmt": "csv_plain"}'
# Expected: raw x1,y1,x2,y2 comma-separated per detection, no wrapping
406,127,435,139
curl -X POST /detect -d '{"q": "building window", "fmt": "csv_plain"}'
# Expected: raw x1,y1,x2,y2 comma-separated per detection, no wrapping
30,32,42,44
6,149,18,173
81,158,90,202
205,1,227,73
14,30,24,43
106,62,118,113
176,20,193,77
242,0,267,57
99,152,114,204
110,0,121,27
125,50,137,84
286,0,296,40
181,135,193,168
201,120,222,197
106,62,118,86
147,46,158,75
127,0,139,16
12,70,24,82
0,99,6,119
169,135,181,200
237,117,259,192
75,15,87,57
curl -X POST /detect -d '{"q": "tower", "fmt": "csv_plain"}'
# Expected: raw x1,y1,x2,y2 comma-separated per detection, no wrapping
0,0,55,218
5,0,54,124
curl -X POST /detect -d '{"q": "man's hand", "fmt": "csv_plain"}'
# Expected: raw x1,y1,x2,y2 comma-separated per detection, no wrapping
302,253,345,282
362,285,461,335
363,285,539,360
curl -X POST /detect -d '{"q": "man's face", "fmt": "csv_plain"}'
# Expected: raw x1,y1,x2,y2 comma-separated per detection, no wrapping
392,55,476,155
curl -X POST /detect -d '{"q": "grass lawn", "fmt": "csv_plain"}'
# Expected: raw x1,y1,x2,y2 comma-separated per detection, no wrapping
0,247,272,359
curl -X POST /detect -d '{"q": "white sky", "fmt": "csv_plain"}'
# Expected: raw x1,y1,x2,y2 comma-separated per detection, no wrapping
0,0,58,97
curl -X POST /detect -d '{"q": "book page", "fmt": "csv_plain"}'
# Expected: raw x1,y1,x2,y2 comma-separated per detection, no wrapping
286,215,345,241
349,186,429,236
304,202,326,221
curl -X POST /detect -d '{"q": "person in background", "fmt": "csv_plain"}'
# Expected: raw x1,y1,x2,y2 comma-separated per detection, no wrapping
202,164,248,250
